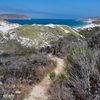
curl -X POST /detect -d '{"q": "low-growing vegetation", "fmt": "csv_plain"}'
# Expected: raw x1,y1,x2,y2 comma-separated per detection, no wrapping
14,25,39,39
48,31,100,100
0,51,56,100
0,23,100,100
79,26,100,39
49,72,56,80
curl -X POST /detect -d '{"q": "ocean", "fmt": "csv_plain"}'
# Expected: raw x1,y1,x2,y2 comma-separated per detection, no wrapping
7,19,88,28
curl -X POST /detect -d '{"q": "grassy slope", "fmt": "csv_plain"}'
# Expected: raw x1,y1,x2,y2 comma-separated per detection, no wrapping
14,25,78,40
0,25,83,54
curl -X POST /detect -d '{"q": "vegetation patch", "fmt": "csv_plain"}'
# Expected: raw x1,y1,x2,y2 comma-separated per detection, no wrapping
14,25,39,39
79,27,100,39
57,73,66,81
49,72,56,80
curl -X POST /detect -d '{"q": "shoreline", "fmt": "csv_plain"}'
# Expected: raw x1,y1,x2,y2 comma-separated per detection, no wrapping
74,20,100,31
0,19,100,32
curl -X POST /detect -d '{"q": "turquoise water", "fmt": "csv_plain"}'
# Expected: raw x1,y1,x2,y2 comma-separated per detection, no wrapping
7,19,88,27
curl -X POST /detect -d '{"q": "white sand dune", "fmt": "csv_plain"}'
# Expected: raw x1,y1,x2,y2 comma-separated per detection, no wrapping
75,23,100,30
0,21,19,32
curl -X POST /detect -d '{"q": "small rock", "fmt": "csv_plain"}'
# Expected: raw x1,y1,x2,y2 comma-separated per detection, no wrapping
3,94,14,100
0,81,3,85
15,90,21,94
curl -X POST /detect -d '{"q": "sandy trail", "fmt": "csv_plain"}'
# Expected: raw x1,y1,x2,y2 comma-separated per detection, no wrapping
24,56,65,100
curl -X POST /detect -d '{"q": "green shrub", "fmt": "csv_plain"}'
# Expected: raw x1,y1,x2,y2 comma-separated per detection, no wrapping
49,72,56,80
57,73,66,81
67,48,93,63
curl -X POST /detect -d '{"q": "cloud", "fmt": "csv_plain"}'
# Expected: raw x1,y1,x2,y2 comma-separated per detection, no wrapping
0,6,57,18
0,6,74,18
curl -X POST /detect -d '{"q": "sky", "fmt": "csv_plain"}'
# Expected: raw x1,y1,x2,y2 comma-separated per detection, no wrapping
0,0,100,19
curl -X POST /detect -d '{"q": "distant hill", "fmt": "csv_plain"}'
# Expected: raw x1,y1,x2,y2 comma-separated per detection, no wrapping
0,14,29,20
79,16,100,24
79,16,100,21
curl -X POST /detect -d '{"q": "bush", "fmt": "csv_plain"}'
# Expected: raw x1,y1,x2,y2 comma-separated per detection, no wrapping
49,72,56,80
57,73,66,81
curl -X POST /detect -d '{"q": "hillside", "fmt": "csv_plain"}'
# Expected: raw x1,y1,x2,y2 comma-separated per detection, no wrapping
0,21,100,100
0,14,29,20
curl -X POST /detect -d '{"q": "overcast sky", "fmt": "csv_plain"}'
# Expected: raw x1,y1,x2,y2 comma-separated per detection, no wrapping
0,0,100,19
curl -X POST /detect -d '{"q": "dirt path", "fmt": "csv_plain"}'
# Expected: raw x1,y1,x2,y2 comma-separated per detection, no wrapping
24,56,65,100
